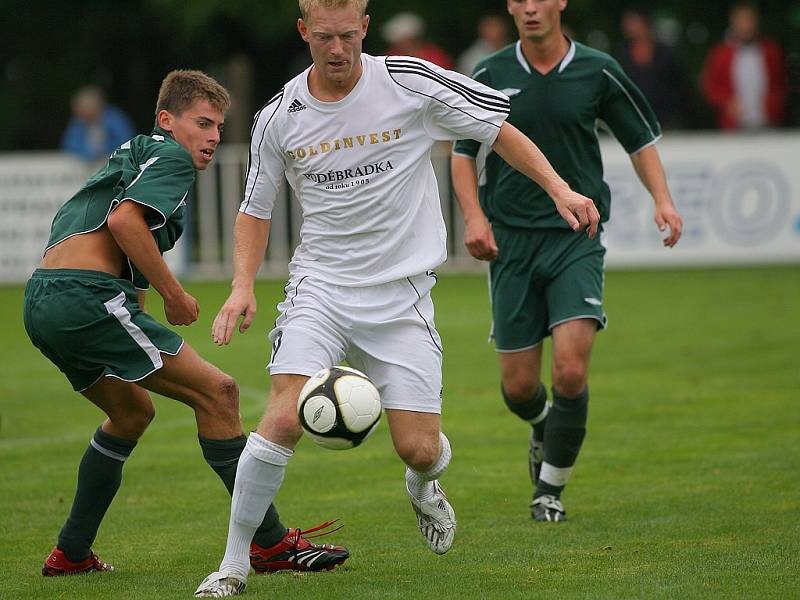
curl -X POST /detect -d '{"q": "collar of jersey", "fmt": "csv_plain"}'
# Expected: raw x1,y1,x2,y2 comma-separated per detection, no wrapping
150,126,177,143
515,38,576,76
300,54,369,112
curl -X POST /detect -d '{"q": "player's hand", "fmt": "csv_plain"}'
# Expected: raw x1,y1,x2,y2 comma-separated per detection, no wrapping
553,190,600,238
164,291,200,326
464,214,498,261
212,287,257,346
654,201,683,247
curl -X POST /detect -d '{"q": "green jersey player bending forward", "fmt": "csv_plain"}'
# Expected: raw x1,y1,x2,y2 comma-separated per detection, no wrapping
25,70,346,579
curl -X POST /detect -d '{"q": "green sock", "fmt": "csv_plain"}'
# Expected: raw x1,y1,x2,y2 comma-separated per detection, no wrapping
58,427,137,562
502,382,549,440
199,435,286,548
535,387,588,499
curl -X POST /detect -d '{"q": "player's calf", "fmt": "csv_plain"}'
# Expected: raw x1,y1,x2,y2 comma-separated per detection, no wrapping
114,403,156,439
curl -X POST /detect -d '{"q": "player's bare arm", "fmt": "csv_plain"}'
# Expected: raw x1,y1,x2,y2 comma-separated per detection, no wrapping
492,122,601,237
450,152,498,261
107,200,199,325
629,145,683,247
212,212,272,345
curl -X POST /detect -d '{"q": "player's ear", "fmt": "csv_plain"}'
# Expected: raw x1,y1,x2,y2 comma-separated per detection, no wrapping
156,109,172,132
361,14,370,37
298,17,309,42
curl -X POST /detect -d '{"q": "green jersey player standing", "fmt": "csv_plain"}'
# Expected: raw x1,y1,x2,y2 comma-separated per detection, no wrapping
452,0,683,522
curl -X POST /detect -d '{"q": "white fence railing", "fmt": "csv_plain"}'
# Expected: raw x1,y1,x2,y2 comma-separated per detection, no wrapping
2,132,799,283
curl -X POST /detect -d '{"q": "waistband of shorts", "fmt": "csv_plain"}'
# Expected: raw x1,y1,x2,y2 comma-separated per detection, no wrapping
288,270,436,290
491,223,605,235
30,268,122,282
491,223,565,234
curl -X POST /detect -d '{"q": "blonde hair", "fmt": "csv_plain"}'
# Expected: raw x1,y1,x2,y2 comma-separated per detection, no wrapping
298,0,369,20
155,70,231,119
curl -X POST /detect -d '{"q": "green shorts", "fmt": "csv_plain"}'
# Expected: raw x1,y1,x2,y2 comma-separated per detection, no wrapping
23,268,183,392
489,227,607,352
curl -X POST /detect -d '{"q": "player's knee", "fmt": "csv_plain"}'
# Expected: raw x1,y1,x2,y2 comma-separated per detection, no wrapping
204,374,240,423
552,364,588,397
217,375,240,409
395,435,439,472
503,378,540,403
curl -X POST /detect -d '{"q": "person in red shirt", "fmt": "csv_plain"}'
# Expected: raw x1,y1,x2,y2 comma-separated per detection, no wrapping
700,1,787,129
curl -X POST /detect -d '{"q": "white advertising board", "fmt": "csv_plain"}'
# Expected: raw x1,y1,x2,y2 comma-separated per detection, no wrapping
0,133,797,284
0,154,89,283
600,132,800,267
0,153,186,284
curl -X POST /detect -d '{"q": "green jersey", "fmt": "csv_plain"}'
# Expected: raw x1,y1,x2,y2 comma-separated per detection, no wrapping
453,40,661,230
46,126,195,288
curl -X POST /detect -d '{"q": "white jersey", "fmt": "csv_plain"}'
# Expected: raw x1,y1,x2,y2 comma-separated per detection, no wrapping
242,53,510,286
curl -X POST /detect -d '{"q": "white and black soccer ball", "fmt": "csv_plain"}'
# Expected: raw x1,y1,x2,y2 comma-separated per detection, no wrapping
297,366,382,450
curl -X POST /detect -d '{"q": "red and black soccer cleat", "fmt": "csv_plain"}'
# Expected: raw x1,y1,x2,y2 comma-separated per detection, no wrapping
42,546,115,576
250,520,349,574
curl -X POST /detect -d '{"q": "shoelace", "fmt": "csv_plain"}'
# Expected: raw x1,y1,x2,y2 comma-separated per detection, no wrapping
89,553,113,571
535,496,564,512
288,519,344,560
415,488,451,533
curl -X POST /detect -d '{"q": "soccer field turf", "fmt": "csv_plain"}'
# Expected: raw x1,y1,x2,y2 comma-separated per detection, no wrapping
1,267,798,599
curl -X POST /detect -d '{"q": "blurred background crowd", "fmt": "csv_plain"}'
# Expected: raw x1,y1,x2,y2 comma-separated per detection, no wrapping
2,0,798,157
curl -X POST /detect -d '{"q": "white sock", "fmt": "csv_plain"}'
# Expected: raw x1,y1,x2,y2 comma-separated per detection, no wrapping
539,462,572,489
219,432,293,578
406,432,451,503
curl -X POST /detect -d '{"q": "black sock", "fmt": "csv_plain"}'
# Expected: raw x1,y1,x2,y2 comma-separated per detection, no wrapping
535,387,589,499
57,427,137,562
199,435,286,547
502,382,549,440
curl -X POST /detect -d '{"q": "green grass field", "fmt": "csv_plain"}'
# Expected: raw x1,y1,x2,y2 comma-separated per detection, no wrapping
1,267,798,599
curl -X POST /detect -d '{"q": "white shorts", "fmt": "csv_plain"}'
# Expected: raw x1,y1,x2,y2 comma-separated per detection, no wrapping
268,271,443,414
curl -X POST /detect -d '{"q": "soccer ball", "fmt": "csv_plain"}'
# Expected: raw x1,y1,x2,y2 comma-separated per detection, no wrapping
297,366,382,450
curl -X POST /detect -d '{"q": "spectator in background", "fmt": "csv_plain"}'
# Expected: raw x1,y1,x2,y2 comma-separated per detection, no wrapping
700,1,787,129
61,85,135,162
457,14,511,75
382,12,454,69
616,7,691,129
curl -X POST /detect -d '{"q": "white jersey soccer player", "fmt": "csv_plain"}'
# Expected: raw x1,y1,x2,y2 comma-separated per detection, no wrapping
196,2,599,596
242,53,509,286
245,54,509,417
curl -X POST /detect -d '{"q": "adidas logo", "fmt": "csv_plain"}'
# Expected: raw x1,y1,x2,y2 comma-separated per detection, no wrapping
287,98,307,113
